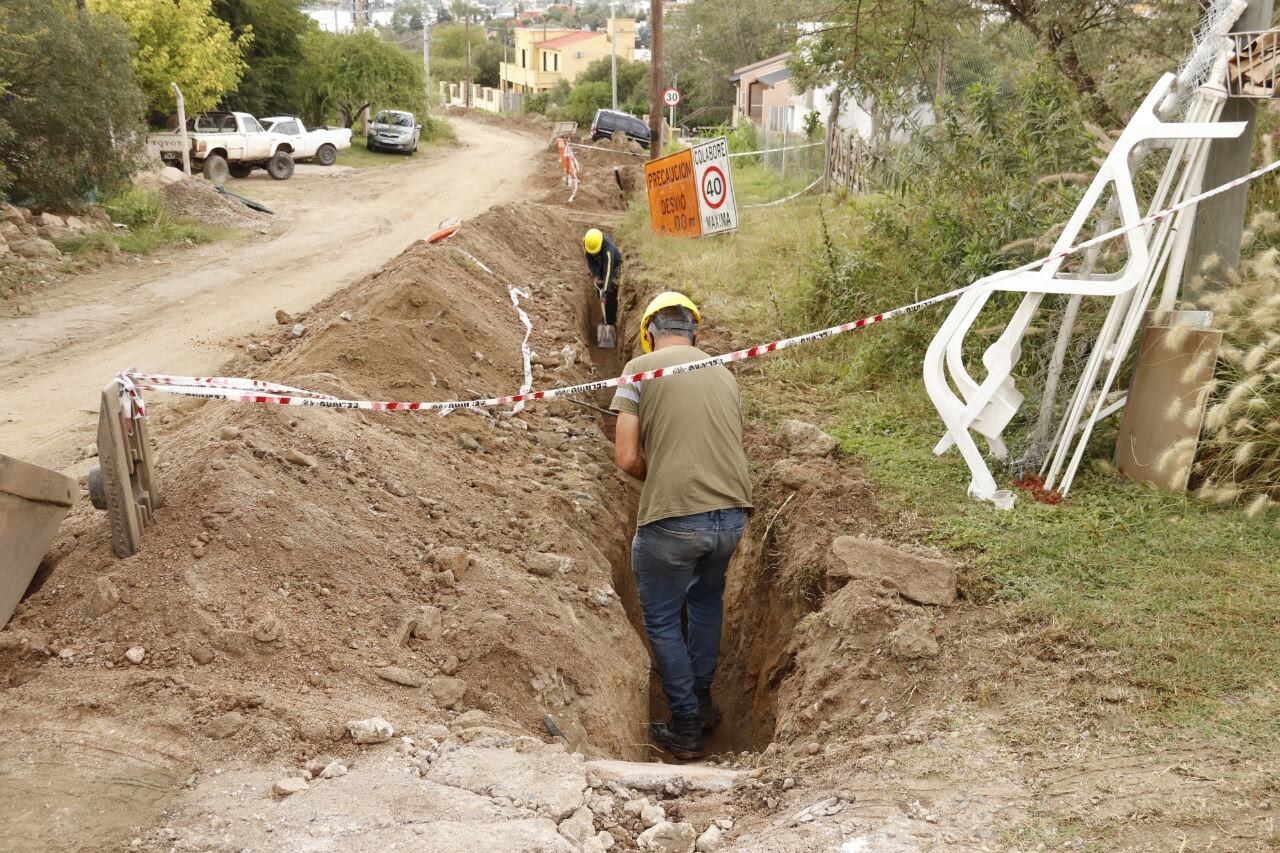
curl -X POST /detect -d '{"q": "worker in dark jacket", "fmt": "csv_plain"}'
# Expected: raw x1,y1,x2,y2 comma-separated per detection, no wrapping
583,228,622,348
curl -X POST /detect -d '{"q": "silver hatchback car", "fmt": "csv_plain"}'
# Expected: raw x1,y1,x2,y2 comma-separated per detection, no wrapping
367,110,421,154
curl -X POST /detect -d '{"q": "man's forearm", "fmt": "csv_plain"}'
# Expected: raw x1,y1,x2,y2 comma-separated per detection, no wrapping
619,456,646,481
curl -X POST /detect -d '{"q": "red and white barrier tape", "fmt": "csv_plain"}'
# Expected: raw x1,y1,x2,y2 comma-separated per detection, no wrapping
116,158,1280,419
568,142,646,158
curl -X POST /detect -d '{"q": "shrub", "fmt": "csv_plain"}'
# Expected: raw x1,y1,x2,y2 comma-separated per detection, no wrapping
0,1,146,207
800,68,1097,385
1189,211,1280,512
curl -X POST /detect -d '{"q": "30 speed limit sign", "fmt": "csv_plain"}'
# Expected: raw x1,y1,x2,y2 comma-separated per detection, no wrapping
663,87,682,107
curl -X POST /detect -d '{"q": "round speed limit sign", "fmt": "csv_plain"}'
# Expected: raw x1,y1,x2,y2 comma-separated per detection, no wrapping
700,165,727,209
663,87,682,107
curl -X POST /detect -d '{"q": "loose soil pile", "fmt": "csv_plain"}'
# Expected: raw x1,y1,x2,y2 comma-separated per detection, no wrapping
161,178,271,229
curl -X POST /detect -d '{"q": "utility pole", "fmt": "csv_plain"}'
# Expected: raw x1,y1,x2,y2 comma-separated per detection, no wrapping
427,0,437,112
464,4,473,108
610,1,618,111
647,0,662,158
1184,0,1276,293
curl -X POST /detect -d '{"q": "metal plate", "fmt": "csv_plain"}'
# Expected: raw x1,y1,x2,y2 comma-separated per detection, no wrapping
94,382,161,558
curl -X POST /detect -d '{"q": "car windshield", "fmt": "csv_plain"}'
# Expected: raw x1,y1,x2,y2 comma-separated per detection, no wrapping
376,112,413,127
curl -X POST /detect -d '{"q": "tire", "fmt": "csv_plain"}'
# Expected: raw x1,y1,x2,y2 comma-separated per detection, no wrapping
266,150,295,181
201,154,229,185
316,143,337,166
228,163,253,179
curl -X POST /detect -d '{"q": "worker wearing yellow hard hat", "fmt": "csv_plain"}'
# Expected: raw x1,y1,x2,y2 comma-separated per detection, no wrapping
583,228,622,348
610,291,753,760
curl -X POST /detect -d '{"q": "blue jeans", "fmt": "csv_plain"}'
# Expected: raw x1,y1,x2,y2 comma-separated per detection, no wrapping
631,508,747,717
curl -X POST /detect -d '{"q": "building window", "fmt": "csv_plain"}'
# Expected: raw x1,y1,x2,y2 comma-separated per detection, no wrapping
521,48,526,68
542,51,548,71
553,53,559,71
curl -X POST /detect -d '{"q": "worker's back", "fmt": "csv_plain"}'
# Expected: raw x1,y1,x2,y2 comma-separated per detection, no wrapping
614,345,752,526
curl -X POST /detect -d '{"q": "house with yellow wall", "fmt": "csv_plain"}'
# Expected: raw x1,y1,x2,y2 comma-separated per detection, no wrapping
499,20,636,97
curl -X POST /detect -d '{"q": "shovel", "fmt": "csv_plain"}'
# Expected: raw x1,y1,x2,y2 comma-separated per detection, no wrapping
596,323,617,349
596,295,616,348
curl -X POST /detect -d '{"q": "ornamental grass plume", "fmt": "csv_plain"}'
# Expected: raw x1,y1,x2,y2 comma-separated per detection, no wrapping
1189,230,1280,511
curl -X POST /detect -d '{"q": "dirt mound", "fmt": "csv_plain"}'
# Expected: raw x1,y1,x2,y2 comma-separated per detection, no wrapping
0,197,659,846
161,178,270,229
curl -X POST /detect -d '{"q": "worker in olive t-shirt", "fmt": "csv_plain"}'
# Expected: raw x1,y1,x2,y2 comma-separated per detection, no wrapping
609,291,752,760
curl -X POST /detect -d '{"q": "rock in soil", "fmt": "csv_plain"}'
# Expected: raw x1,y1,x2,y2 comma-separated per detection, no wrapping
275,309,292,325
124,646,145,664
888,618,940,659
430,676,468,710
637,820,697,853
695,825,724,852
284,449,317,467
272,776,307,797
827,535,957,606
85,577,120,617
375,665,425,687
205,711,246,740
346,717,394,744
779,419,838,457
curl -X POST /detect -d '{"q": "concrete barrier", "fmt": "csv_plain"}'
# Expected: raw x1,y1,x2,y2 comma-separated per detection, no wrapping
0,454,77,627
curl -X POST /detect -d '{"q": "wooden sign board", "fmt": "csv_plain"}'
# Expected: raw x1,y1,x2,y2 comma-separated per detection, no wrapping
643,137,738,239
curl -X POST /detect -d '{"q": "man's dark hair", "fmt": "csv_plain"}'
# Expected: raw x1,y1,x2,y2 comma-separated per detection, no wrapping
648,306,698,343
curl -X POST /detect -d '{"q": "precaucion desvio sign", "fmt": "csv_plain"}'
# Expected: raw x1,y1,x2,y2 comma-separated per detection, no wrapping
643,136,738,239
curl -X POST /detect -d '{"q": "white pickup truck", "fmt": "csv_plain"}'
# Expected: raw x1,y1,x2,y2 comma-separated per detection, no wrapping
260,116,352,166
145,112,296,184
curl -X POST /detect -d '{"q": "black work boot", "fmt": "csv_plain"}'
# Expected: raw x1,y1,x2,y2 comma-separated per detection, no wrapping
695,686,722,733
650,713,705,760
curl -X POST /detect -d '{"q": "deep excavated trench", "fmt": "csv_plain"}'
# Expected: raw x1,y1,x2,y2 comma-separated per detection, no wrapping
0,161,816,850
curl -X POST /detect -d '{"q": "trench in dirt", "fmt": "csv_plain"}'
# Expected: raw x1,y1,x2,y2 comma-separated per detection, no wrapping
578,276,786,761
0,193,804,850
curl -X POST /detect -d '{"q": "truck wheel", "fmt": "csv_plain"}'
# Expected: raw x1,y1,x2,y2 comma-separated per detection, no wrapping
202,154,229,185
316,143,337,166
266,151,295,181
228,164,253,179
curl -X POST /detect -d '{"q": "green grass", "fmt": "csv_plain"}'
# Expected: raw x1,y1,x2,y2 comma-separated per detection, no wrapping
55,185,238,258
620,190,1280,756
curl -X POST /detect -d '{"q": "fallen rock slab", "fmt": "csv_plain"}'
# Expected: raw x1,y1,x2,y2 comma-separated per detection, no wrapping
586,759,743,794
827,536,956,606
427,742,587,820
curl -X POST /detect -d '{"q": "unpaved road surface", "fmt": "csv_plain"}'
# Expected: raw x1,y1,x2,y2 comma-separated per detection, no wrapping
0,118,541,472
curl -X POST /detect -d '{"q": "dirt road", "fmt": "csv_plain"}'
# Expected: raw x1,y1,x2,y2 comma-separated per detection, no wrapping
0,118,542,472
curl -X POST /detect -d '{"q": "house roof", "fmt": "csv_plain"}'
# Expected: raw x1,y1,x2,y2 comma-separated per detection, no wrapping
729,52,792,82
536,30,600,49
758,67,791,86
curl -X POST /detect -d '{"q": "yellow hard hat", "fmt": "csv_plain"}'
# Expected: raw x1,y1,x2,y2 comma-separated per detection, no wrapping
640,291,701,353
583,228,604,254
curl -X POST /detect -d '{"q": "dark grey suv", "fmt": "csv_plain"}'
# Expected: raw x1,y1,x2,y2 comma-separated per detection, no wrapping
590,109,651,149
368,110,421,153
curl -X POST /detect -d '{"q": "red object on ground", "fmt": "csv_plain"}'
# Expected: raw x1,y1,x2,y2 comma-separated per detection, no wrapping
1011,473,1064,504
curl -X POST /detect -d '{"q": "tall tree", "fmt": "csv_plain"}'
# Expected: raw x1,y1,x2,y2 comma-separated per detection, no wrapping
0,0,145,206
88,0,251,116
664,0,803,115
301,29,424,127
210,0,314,117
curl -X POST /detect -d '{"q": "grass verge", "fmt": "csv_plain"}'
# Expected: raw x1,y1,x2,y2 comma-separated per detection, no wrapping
55,186,237,258
619,176,1280,757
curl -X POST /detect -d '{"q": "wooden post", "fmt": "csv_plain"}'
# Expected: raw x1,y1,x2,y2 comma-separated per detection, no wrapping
648,0,663,160
1184,0,1275,293
823,88,841,191
171,83,190,177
